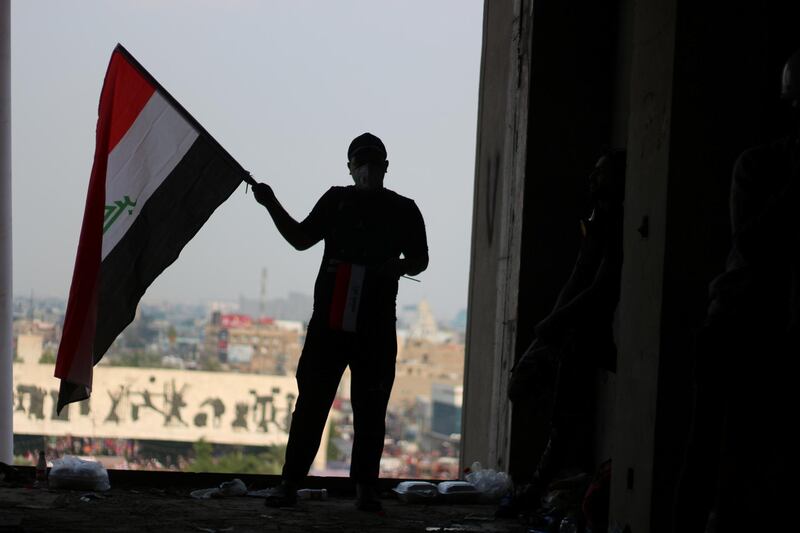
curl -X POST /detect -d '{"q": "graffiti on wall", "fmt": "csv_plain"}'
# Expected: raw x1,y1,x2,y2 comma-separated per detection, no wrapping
13,362,298,447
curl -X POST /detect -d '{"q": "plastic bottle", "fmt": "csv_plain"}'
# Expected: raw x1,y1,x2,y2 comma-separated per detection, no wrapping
35,450,48,486
296,488,328,500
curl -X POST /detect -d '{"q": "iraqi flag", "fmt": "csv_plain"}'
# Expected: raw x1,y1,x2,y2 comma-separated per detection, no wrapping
55,45,253,412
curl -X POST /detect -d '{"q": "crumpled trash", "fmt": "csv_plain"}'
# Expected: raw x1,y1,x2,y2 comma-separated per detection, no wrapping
438,481,481,504
393,481,438,503
48,456,110,491
542,471,591,514
464,462,511,501
190,478,247,499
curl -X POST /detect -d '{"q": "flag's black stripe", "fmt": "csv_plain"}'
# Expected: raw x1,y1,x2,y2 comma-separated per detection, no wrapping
93,136,242,361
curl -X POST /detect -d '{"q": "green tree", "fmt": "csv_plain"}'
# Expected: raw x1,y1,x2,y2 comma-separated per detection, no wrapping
108,351,162,368
189,439,215,472
198,355,222,372
187,439,285,475
39,350,56,364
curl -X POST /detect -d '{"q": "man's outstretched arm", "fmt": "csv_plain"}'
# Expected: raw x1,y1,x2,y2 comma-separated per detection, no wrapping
253,183,319,251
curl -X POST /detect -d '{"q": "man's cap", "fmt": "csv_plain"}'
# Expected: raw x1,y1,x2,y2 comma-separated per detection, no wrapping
348,133,387,161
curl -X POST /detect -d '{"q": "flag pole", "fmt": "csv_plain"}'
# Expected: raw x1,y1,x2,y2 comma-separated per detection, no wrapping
0,0,13,464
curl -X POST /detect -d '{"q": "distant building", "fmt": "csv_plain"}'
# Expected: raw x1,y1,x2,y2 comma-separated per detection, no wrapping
407,299,440,341
203,313,303,375
431,383,463,438
391,338,464,408
13,318,59,344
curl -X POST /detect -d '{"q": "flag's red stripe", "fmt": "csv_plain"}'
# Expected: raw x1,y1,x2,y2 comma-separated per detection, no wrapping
329,263,352,330
56,50,151,380
106,51,155,153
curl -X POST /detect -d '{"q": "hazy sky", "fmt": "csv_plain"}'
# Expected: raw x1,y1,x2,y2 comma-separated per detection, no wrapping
11,0,482,321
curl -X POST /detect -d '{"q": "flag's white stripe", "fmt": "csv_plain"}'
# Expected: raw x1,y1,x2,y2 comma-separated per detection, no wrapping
102,92,199,259
341,264,365,332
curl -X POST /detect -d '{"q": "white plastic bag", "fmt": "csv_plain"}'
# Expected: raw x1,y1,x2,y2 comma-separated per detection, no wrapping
48,455,110,491
393,481,438,503
465,461,511,501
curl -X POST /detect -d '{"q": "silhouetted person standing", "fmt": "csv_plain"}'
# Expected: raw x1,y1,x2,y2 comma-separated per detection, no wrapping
674,51,800,533
507,150,625,522
253,133,428,511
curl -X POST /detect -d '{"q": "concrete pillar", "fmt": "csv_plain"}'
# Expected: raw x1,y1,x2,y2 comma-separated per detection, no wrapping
461,0,532,473
0,0,11,464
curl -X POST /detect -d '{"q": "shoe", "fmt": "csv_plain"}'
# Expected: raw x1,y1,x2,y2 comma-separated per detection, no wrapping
355,482,383,512
264,480,297,507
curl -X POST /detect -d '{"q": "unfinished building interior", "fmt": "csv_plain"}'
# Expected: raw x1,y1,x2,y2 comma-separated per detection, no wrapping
3,1,800,532
462,1,800,532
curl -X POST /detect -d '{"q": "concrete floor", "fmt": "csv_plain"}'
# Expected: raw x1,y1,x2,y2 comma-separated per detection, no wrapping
0,486,524,533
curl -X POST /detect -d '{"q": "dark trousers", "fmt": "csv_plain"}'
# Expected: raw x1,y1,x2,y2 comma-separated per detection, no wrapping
281,318,397,483
534,339,596,486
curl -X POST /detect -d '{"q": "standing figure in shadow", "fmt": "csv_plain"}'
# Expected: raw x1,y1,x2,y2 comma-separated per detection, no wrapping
506,149,626,523
252,133,429,511
674,51,800,533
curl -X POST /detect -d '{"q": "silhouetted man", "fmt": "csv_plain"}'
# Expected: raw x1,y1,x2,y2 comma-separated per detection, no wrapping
674,51,800,533
252,133,428,511
506,150,625,521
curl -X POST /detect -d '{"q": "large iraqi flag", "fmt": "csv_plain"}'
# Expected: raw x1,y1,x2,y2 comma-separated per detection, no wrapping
55,45,254,412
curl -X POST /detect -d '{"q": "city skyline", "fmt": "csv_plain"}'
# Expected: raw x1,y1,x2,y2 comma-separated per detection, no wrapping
10,1,482,320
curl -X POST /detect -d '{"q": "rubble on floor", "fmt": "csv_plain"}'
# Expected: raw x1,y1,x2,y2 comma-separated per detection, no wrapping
0,486,522,533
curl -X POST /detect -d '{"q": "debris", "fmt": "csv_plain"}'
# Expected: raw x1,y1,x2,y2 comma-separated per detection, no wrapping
464,461,511,502
393,481,438,503
437,481,481,504
190,479,247,499
48,455,110,491
296,488,328,500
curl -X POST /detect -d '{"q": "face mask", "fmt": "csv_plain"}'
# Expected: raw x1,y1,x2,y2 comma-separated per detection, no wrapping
352,164,381,189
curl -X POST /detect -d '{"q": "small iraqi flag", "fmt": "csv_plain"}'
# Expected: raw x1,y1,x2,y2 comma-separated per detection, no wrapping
55,45,253,412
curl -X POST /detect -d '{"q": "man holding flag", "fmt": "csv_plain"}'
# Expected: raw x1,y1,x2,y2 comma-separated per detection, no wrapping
252,133,428,511
55,45,427,511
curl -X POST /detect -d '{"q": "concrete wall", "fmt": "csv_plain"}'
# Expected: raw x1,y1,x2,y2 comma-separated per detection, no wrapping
509,0,631,480
463,0,632,480
465,1,800,530
611,3,800,532
461,0,531,472
0,0,10,464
